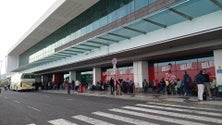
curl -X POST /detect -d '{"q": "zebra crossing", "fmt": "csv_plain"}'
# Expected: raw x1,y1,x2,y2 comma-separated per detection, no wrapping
27,102,222,125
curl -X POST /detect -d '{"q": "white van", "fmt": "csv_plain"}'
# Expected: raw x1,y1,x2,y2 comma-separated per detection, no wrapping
10,73,35,91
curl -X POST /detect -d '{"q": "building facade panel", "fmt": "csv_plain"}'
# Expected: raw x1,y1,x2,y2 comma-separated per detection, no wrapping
7,0,222,91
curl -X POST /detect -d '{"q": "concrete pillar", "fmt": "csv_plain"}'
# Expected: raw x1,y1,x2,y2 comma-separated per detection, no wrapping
42,74,50,89
93,67,101,85
214,49,222,92
40,75,44,84
133,61,148,88
6,55,19,75
69,71,76,83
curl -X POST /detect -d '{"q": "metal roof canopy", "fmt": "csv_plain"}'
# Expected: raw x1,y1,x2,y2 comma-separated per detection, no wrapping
13,0,222,72
8,0,99,56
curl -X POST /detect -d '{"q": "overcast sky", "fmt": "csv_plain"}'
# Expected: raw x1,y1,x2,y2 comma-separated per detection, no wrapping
0,0,56,74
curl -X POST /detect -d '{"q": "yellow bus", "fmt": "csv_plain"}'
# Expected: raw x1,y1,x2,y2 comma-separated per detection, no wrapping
10,73,35,91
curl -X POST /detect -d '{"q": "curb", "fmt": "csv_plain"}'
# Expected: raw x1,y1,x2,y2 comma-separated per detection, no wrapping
40,90,222,108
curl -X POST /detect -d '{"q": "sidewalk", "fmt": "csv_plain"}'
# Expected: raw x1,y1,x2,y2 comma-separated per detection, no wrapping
41,89,222,108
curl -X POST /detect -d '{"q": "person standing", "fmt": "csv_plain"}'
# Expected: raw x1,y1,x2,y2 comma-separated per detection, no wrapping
71,80,75,90
129,80,135,96
116,81,122,95
142,79,149,93
183,71,191,96
210,77,217,99
157,78,166,94
109,77,115,95
203,69,213,100
176,78,182,95
152,79,158,93
75,80,80,92
67,82,71,94
194,70,205,101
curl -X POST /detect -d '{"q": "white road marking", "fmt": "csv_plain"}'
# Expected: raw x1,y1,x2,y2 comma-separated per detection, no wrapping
93,111,159,125
136,103,222,117
72,115,115,125
67,99,72,101
147,102,222,112
13,100,21,104
48,118,78,125
26,124,36,125
28,105,41,112
4,96,8,99
109,108,206,125
123,106,222,124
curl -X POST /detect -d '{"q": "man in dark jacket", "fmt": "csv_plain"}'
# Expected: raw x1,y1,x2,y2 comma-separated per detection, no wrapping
183,71,190,96
109,78,115,95
203,69,212,100
194,70,205,101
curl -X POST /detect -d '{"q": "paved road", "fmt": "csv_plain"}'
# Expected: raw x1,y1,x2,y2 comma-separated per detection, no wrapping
0,89,222,125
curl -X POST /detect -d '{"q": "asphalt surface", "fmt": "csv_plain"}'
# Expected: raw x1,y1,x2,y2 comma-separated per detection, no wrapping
0,89,143,125
1,89,222,125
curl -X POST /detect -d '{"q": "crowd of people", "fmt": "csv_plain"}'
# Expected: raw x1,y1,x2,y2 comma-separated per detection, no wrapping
53,77,136,96
45,68,218,101
144,69,217,101
152,71,194,96
194,69,217,101
88,78,136,96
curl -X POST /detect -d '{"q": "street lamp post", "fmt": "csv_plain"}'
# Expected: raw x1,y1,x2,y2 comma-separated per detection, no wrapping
112,58,117,95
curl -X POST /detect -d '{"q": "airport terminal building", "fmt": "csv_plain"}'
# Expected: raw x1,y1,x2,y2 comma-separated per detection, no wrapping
6,0,222,91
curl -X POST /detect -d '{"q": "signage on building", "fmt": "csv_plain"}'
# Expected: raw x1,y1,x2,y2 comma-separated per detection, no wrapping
112,58,117,69
161,61,214,71
201,61,214,69
161,65,171,72
217,66,222,74
217,70,222,74
180,63,193,70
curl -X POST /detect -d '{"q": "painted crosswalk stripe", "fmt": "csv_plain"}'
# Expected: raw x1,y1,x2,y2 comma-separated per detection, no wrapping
72,115,115,125
136,104,222,117
147,102,222,112
109,108,207,125
123,106,222,124
93,111,159,125
48,118,78,125
26,124,36,125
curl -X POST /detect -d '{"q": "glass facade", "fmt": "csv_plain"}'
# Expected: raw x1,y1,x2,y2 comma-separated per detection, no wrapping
25,0,157,64
18,0,221,68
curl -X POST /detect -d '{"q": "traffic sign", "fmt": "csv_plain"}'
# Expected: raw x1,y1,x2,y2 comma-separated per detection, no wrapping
112,58,117,69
